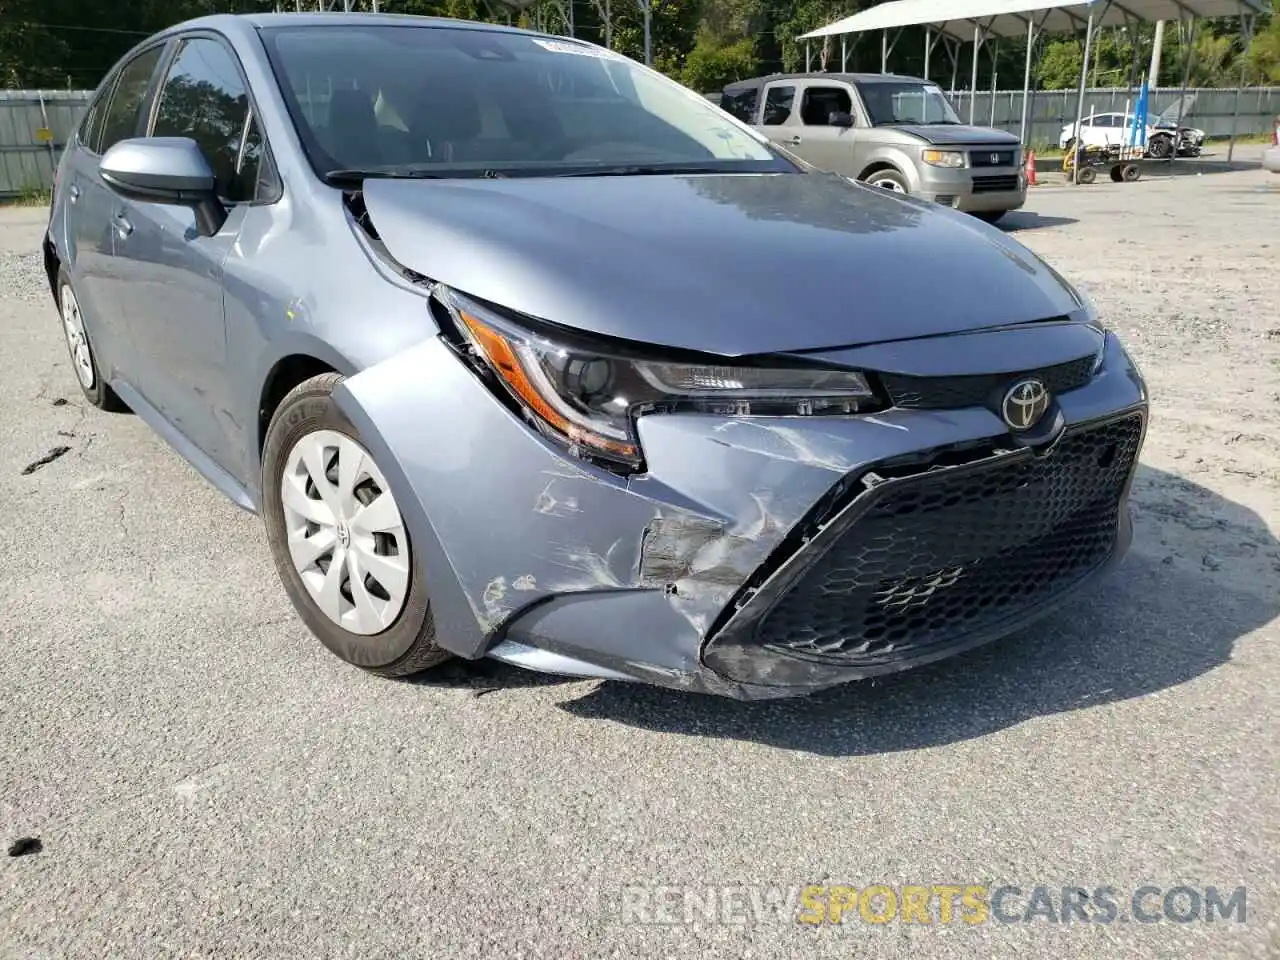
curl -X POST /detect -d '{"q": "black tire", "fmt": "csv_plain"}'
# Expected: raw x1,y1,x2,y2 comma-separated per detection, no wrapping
970,211,1006,225
261,372,451,678
864,168,910,194
1077,166,1097,184
1122,163,1141,182
55,268,128,412
1148,135,1173,159
1109,164,1125,182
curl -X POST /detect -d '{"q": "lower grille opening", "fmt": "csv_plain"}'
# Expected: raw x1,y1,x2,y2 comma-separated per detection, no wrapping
754,413,1143,667
972,174,1021,194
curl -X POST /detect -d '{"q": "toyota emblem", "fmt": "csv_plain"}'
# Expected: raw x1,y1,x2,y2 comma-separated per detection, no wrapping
1001,379,1051,431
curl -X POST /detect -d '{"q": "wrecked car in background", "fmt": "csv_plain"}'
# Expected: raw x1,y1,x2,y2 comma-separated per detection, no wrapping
44,12,1148,699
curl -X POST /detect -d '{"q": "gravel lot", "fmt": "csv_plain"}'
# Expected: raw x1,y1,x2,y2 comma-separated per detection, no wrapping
2,150,1278,960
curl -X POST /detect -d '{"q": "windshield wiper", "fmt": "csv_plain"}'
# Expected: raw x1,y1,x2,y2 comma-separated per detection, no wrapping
553,164,733,178
322,167,447,187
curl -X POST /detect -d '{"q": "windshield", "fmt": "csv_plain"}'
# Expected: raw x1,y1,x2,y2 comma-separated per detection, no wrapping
854,81,962,126
260,24,793,179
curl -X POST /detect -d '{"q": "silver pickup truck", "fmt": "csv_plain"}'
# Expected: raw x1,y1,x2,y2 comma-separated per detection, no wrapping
720,72,1027,224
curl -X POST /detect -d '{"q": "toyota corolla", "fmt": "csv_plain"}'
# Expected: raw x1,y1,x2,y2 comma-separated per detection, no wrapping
43,13,1148,699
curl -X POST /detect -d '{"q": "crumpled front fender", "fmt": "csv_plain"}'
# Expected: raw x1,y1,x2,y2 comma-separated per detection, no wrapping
330,334,1032,667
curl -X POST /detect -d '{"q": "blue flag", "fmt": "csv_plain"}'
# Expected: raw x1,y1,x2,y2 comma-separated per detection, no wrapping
1128,78,1150,148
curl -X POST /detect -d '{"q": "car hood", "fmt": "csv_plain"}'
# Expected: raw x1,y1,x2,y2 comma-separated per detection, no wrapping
360,171,1083,357
886,124,1021,146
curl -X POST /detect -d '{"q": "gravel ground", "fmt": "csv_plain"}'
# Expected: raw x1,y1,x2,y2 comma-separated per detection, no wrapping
1,151,1277,960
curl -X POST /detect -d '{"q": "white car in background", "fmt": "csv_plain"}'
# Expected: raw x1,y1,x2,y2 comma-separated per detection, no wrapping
1059,111,1206,159
1263,115,1280,173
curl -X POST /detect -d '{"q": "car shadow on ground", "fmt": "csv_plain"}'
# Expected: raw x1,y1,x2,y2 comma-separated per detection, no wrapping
539,464,1278,755
998,211,1078,232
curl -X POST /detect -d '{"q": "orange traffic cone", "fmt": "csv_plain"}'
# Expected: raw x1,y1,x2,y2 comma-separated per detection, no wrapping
1025,150,1038,186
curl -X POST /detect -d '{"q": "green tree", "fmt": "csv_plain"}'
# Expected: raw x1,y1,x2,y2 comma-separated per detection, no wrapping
681,32,755,91
1247,15,1280,83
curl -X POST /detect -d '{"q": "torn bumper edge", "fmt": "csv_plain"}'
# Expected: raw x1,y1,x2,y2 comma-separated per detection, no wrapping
333,332,1147,700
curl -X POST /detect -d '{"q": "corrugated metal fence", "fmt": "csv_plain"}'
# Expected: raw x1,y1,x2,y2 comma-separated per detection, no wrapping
4,85,1279,196
0,90,92,198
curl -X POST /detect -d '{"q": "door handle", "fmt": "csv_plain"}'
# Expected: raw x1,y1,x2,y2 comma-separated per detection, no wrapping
111,212,133,238
68,183,81,203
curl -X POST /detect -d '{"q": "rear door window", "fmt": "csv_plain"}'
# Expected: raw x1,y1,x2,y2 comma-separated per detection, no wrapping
761,84,796,126
76,82,113,154
98,45,165,153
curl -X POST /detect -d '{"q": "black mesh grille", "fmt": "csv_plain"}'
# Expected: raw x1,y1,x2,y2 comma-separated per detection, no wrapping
881,354,1096,410
756,414,1143,666
972,174,1021,193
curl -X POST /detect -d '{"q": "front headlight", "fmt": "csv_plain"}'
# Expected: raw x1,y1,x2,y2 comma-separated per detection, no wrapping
436,287,878,469
922,149,965,168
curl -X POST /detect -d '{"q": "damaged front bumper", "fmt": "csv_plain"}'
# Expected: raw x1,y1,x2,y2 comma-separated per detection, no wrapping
333,324,1148,700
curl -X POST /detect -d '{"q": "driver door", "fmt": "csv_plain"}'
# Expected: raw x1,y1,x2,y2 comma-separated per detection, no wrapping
110,33,270,475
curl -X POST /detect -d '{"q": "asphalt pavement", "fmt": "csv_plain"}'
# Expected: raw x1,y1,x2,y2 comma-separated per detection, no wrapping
1,155,1277,959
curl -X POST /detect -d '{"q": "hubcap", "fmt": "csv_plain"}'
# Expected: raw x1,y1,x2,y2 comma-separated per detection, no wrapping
60,285,95,389
874,177,905,193
280,429,410,636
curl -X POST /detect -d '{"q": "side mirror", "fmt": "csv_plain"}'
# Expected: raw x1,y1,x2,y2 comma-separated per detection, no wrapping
828,110,854,128
100,137,226,238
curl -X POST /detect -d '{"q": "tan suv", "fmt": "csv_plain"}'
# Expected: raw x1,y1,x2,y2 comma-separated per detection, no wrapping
720,72,1027,224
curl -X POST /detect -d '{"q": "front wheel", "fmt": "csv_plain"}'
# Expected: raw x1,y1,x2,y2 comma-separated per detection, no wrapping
970,211,1006,225
864,168,910,193
1147,135,1173,159
261,372,451,677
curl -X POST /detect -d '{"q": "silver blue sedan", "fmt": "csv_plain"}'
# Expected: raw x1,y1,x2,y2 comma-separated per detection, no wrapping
44,12,1148,698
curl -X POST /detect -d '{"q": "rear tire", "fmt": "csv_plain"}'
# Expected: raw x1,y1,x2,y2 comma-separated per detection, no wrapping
1077,166,1097,184
1121,163,1141,182
56,268,128,412
261,372,451,678
864,168,910,193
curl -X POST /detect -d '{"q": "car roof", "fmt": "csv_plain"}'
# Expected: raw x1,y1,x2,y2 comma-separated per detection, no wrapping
723,72,928,92
145,11,566,44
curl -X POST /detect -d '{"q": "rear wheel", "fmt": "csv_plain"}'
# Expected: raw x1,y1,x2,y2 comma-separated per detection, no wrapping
56,269,128,412
1076,166,1097,184
864,168,910,193
261,372,451,677
1121,163,1141,182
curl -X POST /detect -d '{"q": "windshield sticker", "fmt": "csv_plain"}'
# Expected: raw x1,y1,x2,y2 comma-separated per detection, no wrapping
533,38,613,58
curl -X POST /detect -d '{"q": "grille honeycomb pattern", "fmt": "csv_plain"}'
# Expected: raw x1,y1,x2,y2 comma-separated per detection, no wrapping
757,414,1143,665
881,354,1096,410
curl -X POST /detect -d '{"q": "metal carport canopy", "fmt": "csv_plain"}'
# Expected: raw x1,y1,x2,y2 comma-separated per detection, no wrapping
798,0,1270,44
